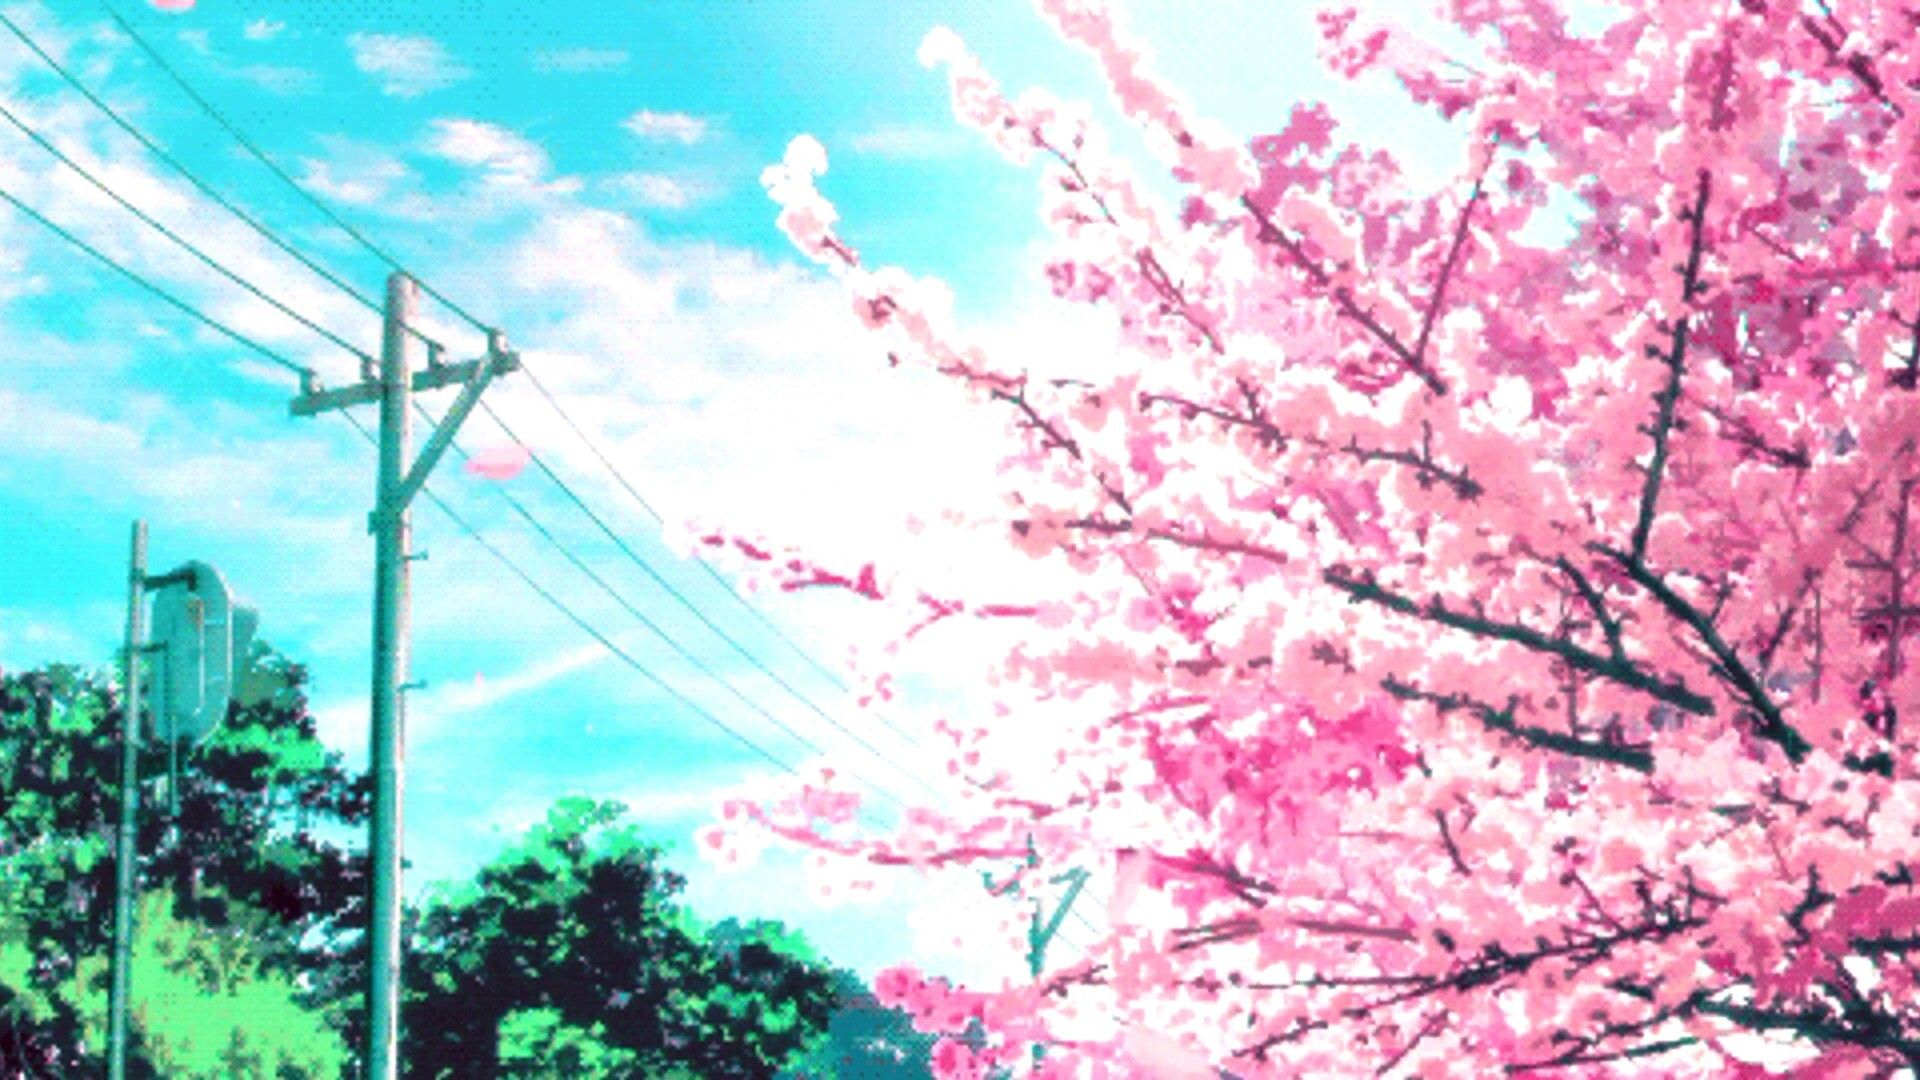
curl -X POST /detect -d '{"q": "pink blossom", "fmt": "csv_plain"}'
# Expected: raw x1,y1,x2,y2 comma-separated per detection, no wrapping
462,445,530,481
735,0,1920,1074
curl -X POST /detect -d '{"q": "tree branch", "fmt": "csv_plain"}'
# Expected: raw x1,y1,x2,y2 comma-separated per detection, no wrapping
1383,676,1655,773
1558,556,1630,665
1412,161,1491,370
1630,169,1713,563
1594,545,1810,763
1322,566,1714,716
1240,196,1449,395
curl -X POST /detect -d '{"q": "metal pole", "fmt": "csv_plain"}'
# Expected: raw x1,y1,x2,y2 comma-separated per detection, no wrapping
166,664,178,820
108,521,146,1080
365,271,416,1080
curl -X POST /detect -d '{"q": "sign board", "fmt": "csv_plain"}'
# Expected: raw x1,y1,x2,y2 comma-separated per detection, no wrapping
148,560,257,745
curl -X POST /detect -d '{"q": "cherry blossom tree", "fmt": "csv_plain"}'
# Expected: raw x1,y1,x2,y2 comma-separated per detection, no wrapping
708,0,1920,1073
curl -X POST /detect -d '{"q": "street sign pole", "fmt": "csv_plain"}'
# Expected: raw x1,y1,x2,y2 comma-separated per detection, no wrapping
107,521,146,1080
290,272,517,1079
108,525,200,1080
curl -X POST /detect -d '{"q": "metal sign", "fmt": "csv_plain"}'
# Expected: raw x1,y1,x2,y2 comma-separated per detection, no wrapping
147,560,257,744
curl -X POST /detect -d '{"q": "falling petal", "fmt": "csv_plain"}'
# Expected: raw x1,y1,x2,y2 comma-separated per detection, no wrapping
464,445,531,481
150,0,196,9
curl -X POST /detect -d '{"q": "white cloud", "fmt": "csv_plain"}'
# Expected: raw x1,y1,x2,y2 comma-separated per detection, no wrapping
531,47,629,74
0,607,101,670
346,33,469,99
424,118,585,204
605,171,706,210
428,119,548,181
847,122,971,160
299,138,413,207
623,109,707,145
243,19,285,42
316,641,613,760
231,63,316,96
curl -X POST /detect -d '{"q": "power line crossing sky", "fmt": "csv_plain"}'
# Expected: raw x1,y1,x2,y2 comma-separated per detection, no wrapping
0,0,1468,978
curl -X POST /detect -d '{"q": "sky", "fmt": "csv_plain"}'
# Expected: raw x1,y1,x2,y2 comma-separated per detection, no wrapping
0,0,1477,982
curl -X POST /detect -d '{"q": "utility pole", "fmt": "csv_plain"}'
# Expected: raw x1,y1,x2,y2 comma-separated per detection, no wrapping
983,835,1089,1068
109,522,194,1080
983,835,1090,978
108,522,145,1080
290,272,517,1079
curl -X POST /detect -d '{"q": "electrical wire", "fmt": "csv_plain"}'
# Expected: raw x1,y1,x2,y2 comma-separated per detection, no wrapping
0,9,405,338
97,0,489,339
96,2,873,719
0,96,373,365
333,407,802,777
421,401,939,808
476,397,926,753
95,0,955,812
0,178,309,376
518,364,860,698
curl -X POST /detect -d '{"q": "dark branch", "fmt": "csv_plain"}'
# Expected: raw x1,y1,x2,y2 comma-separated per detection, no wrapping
1240,195,1450,396
1558,556,1629,665
1696,399,1812,470
1434,809,1472,876
1412,161,1491,370
1384,676,1655,772
1630,169,1713,563
1798,11,1906,119
1323,566,1714,715
1344,422,1483,500
1594,545,1810,763
992,386,1135,517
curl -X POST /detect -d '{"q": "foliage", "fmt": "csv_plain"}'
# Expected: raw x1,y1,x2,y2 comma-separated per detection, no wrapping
723,0,1920,1073
0,655,366,1074
0,890,348,1078
780,970,937,1079
402,797,843,1079
0,655,914,1078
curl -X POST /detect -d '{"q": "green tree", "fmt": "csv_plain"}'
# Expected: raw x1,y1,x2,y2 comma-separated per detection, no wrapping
402,797,841,1079
780,971,935,1080
1,890,347,1077
0,655,367,1075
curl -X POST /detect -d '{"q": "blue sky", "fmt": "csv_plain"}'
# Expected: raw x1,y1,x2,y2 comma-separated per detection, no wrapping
0,0,1473,980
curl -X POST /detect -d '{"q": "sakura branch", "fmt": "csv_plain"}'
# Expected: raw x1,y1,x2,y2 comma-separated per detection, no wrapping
735,0,1920,1073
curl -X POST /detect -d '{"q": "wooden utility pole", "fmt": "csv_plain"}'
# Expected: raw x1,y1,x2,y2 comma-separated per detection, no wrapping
290,273,516,1078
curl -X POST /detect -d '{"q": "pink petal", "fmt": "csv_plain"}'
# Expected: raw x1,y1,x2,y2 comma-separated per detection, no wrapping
464,445,531,481
150,0,196,9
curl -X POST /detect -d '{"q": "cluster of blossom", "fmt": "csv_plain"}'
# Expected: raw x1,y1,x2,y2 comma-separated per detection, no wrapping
721,0,1920,1074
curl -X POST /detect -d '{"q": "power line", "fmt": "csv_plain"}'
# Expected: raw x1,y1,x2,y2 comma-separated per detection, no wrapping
332,407,802,778
0,9,405,340
476,396,927,753
97,2,870,718
99,0,491,337
518,364,864,700
420,401,939,808
0,96,373,365
97,0,860,699
0,86,830,815
0,177,308,376
100,0,934,786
